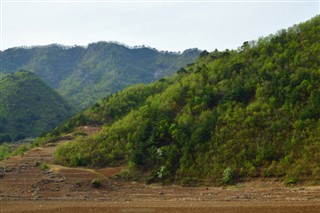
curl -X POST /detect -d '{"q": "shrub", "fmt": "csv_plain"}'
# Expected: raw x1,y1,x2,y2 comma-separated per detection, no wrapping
118,167,142,181
285,177,300,186
91,178,101,188
223,167,235,184
11,145,28,156
0,144,11,160
157,166,169,179
40,163,50,171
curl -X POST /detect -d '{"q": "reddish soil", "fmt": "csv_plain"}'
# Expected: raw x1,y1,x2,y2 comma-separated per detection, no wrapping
1,126,320,212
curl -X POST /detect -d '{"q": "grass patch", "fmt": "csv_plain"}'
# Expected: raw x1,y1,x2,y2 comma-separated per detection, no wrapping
40,163,50,171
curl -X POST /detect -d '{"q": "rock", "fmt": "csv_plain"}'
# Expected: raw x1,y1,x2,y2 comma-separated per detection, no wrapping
5,167,14,172
43,170,52,175
0,168,5,178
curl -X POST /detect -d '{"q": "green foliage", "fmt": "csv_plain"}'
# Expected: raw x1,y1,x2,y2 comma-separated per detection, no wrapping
0,71,75,139
40,163,50,171
31,134,62,147
54,16,320,184
285,177,300,186
1,43,200,109
0,144,12,160
0,143,30,160
91,178,101,188
223,167,236,184
11,144,28,156
118,167,142,181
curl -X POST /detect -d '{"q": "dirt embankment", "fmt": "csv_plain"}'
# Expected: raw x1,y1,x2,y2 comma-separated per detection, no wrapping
1,126,320,212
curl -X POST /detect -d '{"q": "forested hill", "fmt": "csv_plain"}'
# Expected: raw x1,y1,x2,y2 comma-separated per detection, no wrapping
0,71,75,141
0,42,200,109
53,16,320,185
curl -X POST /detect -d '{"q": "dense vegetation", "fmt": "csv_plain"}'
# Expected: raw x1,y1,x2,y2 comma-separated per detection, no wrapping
54,16,319,185
0,43,200,109
0,71,75,141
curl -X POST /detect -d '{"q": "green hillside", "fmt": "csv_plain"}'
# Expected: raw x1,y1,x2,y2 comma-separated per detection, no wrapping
0,43,200,109
54,16,320,185
0,71,75,141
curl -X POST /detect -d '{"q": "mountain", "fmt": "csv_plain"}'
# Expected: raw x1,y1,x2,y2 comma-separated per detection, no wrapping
0,71,75,141
0,42,200,109
54,16,320,185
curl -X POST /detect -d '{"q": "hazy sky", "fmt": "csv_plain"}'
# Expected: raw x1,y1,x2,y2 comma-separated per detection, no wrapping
1,0,319,52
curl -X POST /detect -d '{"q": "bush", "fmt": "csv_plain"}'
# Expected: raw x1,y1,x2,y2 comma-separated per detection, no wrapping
0,144,11,160
40,163,50,171
11,144,28,156
157,166,169,179
118,167,142,181
285,177,300,186
223,167,235,184
91,178,101,188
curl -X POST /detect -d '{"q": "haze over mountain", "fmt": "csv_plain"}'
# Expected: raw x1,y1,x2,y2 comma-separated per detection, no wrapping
0,42,200,109
53,16,320,185
0,71,75,141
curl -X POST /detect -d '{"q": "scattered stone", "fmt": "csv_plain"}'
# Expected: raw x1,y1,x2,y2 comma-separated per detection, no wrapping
5,167,14,172
0,168,5,178
43,170,52,175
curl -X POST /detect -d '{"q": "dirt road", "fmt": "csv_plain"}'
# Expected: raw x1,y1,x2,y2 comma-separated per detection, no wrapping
1,200,320,213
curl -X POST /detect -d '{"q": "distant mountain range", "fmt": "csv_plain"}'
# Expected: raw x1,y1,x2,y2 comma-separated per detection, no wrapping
0,71,75,140
0,42,201,109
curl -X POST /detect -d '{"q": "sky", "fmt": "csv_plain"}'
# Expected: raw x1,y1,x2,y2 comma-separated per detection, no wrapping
0,0,319,52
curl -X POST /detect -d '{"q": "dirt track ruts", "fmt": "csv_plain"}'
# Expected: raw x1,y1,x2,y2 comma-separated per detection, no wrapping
1,200,320,213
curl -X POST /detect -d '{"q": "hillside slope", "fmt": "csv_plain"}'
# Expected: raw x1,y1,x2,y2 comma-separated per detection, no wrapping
0,43,200,109
0,71,75,140
54,16,320,185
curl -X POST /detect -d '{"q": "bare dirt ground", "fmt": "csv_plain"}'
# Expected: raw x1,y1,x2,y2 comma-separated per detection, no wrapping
1,126,320,212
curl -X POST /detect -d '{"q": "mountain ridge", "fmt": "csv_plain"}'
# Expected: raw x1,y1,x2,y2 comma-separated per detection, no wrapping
0,42,201,109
